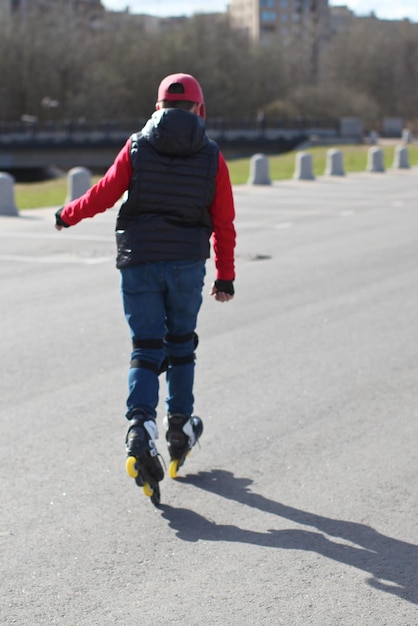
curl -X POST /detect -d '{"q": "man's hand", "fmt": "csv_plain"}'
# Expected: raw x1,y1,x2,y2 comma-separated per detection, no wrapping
210,279,234,302
55,208,70,231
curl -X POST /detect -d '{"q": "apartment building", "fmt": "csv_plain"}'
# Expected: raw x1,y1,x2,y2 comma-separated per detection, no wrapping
229,0,331,44
0,0,104,14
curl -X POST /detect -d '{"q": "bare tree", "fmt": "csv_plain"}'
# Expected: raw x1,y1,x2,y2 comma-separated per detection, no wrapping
1,6,418,127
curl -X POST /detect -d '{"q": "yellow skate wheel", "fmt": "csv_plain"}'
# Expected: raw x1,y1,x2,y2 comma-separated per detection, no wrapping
143,482,154,497
126,456,138,479
169,459,180,479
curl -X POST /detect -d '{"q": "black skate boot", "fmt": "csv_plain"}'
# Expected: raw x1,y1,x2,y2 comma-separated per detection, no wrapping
125,413,164,506
164,413,203,479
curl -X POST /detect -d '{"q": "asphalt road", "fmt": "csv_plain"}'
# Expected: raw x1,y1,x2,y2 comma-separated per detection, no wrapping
1,168,418,625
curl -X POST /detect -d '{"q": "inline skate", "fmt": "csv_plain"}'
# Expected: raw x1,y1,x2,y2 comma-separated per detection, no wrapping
164,413,203,479
125,415,164,506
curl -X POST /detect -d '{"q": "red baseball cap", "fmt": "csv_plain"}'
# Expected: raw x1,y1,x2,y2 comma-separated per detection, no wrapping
157,73,206,119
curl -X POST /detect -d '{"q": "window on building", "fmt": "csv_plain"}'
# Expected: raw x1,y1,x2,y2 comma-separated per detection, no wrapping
261,23,277,32
261,10,277,21
260,0,276,6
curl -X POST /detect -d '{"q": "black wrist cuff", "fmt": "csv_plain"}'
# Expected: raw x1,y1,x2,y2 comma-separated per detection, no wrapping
55,208,70,228
215,279,234,295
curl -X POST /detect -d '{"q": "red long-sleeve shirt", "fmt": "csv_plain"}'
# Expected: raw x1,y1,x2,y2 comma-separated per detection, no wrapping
59,138,236,281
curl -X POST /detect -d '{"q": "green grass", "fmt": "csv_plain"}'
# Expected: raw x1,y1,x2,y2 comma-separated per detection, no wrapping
14,176,101,210
14,144,418,209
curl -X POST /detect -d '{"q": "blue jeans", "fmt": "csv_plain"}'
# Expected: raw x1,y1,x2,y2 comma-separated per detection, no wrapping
120,260,206,419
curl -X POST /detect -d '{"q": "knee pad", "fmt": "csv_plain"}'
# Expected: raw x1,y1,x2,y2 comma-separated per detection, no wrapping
164,332,198,368
130,358,160,374
165,332,198,349
132,338,164,350
167,353,196,367
130,337,164,374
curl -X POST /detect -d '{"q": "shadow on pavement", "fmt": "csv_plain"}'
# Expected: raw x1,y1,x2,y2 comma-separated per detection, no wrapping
159,469,418,605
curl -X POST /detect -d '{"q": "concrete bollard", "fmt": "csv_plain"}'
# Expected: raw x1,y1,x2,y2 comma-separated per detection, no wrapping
325,149,345,176
0,172,19,216
402,128,412,144
294,152,315,180
393,145,409,169
248,153,271,185
367,147,385,173
66,166,92,201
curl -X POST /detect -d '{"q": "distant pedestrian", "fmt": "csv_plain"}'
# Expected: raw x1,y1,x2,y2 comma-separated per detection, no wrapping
54,73,236,503
257,109,266,135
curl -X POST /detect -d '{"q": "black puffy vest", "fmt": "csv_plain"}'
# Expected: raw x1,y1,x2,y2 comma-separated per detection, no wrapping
115,108,219,269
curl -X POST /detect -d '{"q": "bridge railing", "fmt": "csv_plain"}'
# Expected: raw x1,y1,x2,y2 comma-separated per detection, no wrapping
0,119,144,146
0,117,338,146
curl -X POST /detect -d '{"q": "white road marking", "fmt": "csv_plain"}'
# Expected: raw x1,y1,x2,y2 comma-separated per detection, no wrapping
0,231,114,242
275,222,293,229
0,254,112,265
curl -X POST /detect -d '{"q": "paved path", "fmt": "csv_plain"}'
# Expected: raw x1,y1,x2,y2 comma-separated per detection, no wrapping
1,168,418,625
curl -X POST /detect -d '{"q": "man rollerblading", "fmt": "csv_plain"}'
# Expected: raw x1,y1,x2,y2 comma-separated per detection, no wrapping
55,73,236,506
